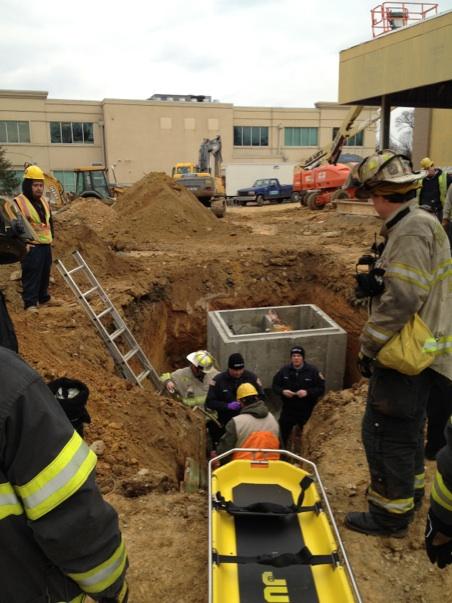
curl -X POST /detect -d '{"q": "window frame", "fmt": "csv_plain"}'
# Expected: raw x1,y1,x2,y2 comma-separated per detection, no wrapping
284,127,318,147
49,121,94,144
332,127,364,147
0,120,30,144
233,126,269,147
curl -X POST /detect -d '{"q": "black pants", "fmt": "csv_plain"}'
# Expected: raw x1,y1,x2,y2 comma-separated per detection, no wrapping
21,244,52,309
425,372,452,459
279,401,316,448
362,366,432,529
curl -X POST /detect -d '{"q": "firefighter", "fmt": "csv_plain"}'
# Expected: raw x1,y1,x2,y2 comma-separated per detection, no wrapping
272,346,325,448
345,150,452,538
160,350,218,407
216,382,280,462
442,181,452,248
418,157,448,221
425,415,452,569
205,353,264,447
0,346,128,602
14,165,54,312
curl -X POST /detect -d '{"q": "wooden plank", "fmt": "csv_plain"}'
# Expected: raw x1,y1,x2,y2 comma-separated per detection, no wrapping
335,199,379,216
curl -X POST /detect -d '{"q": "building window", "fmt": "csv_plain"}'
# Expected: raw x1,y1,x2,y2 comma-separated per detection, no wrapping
233,126,269,147
53,170,77,193
332,127,364,146
50,122,94,144
284,127,318,147
0,121,30,143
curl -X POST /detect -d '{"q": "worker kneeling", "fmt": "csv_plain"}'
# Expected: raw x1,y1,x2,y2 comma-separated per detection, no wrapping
216,382,280,462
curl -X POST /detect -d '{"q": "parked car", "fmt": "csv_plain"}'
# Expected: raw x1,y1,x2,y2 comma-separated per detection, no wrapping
234,179,293,206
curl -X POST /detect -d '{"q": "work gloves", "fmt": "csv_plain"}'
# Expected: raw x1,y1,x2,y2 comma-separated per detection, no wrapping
227,401,241,411
425,509,452,569
357,352,373,378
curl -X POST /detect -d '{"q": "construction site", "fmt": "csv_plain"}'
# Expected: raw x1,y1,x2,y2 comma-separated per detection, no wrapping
1,3,452,603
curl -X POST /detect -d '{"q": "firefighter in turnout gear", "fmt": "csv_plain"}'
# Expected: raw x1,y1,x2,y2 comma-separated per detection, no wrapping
216,383,280,462
345,150,452,538
0,347,128,602
160,350,218,407
14,165,54,312
425,415,452,569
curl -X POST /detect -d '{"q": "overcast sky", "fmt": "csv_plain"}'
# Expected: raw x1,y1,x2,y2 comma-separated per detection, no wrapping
2,0,451,108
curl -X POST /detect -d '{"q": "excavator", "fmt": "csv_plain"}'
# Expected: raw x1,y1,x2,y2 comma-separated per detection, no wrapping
292,107,380,210
171,136,226,218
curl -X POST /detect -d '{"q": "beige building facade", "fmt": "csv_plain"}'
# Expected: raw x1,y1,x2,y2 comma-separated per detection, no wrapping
0,89,376,191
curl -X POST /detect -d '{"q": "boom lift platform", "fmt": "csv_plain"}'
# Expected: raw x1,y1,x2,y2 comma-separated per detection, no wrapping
209,449,362,603
56,251,160,389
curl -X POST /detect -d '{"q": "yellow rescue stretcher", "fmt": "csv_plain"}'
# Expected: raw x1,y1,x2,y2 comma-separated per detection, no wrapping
209,449,362,603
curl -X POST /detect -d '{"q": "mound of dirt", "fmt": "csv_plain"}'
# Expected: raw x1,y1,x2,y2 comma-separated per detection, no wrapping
112,172,228,249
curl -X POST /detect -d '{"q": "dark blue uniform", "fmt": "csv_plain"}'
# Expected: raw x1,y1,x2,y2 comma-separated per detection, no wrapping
205,369,264,445
272,362,325,446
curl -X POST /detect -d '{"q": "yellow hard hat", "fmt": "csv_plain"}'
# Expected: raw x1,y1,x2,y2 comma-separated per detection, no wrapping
23,165,45,181
236,382,258,400
420,157,434,170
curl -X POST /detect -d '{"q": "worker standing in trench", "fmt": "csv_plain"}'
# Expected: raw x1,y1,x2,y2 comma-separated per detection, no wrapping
345,150,452,538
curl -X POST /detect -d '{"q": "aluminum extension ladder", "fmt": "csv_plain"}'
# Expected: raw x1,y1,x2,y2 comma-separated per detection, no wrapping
56,251,161,389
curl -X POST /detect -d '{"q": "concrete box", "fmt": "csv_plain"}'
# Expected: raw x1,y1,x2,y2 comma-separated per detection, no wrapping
207,304,347,392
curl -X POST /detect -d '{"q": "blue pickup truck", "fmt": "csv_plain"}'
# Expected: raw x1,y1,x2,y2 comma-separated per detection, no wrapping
235,178,294,206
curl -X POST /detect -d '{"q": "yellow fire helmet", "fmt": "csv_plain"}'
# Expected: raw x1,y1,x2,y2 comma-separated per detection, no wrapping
186,350,215,373
420,157,434,170
236,382,258,400
23,165,45,181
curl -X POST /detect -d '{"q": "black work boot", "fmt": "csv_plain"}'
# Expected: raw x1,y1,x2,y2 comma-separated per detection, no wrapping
344,512,408,538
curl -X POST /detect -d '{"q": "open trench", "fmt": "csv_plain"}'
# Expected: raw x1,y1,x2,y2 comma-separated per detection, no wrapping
115,244,369,489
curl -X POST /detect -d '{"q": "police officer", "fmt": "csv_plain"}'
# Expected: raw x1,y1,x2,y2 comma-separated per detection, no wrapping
272,346,325,448
205,352,264,446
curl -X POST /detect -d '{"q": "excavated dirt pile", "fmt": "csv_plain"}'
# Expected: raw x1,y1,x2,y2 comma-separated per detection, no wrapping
2,191,451,602
111,172,232,249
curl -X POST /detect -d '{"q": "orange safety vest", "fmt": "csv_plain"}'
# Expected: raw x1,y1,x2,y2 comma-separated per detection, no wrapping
232,432,280,461
14,194,52,244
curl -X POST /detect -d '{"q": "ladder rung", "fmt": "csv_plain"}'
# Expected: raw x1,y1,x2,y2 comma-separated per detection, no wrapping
123,347,139,362
110,327,126,340
96,306,113,319
137,369,150,383
81,286,98,298
67,265,85,275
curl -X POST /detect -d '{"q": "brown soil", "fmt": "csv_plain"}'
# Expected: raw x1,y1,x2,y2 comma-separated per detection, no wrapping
2,175,450,602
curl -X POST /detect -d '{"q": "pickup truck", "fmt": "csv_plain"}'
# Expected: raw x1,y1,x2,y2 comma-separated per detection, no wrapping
234,178,293,206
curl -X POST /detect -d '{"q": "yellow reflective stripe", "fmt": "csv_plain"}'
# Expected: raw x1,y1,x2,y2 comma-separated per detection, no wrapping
424,336,452,355
431,471,452,512
0,482,23,520
68,539,127,594
414,472,425,489
182,394,206,407
368,487,414,514
431,260,452,284
364,323,392,344
385,268,430,291
390,262,431,282
16,432,97,520
160,372,172,382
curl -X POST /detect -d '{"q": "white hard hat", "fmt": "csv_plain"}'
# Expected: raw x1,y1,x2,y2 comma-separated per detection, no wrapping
186,350,215,373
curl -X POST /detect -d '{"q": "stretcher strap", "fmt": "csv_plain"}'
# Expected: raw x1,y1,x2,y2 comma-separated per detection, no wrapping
213,476,320,516
213,546,339,568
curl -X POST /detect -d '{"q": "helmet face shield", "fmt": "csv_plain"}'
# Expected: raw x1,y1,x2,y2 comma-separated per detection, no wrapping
186,350,215,373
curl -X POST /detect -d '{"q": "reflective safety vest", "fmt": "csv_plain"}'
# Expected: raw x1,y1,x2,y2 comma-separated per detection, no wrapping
15,193,53,244
0,347,127,602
